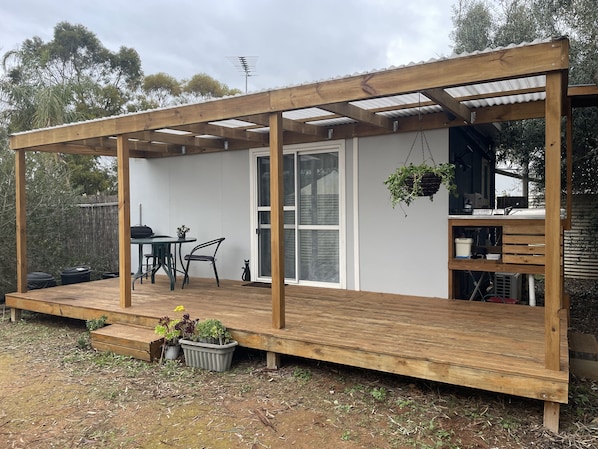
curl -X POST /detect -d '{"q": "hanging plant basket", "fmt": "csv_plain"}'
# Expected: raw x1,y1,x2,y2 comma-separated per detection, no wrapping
405,172,442,197
385,162,456,207
384,92,457,211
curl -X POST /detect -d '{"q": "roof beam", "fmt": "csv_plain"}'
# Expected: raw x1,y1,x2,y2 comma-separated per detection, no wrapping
319,102,395,130
423,88,475,124
125,130,226,150
242,113,329,138
169,123,267,144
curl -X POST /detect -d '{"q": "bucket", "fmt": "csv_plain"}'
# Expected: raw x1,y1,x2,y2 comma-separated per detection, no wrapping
27,272,57,290
455,238,473,258
61,266,91,285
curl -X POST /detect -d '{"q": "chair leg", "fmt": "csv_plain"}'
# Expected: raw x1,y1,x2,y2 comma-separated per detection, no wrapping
182,259,191,289
212,262,220,287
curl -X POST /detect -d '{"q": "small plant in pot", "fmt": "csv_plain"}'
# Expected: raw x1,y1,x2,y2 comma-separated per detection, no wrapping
384,162,456,208
179,318,238,371
177,225,190,239
154,306,198,362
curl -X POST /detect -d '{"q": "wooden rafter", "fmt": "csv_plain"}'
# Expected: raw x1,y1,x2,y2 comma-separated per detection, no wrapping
319,102,395,130
242,113,329,139
423,88,475,124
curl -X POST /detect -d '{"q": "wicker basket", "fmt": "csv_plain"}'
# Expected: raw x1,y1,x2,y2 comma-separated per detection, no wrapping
405,172,442,197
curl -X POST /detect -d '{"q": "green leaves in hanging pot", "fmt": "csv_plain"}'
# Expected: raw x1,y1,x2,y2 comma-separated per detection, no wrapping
384,162,456,207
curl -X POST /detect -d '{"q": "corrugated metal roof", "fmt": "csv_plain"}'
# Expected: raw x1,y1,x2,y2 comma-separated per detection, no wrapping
10,39,557,138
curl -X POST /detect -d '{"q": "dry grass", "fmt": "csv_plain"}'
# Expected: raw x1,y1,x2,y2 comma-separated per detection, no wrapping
0,296,597,448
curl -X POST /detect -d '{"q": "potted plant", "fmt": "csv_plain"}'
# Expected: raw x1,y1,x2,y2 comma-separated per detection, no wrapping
179,318,238,372
177,225,190,239
384,162,456,208
154,306,197,361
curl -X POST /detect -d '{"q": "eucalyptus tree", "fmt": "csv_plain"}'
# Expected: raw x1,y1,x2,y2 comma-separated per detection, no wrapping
0,21,143,195
137,71,242,109
451,0,598,197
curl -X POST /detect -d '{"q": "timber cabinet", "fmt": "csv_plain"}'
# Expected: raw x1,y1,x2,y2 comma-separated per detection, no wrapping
448,216,561,300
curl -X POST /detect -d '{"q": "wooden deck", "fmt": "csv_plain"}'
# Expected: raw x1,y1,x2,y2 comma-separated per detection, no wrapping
5,276,569,404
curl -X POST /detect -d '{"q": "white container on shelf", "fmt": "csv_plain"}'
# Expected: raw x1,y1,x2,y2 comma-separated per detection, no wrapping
455,238,473,258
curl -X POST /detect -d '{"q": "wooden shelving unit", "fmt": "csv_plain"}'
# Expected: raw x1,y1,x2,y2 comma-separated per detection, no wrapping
448,216,549,299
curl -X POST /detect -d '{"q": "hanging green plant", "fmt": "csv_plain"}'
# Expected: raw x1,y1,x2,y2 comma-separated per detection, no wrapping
384,162,456,207
384,92,457,211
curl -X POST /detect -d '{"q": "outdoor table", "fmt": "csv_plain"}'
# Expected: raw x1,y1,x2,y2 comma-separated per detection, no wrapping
131,236,197,290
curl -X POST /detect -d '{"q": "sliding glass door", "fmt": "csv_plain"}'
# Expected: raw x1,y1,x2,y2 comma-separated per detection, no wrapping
254,145,342,286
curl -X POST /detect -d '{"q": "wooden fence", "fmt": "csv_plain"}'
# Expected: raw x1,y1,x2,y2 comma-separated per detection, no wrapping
67,195,119,277
564,194,598,279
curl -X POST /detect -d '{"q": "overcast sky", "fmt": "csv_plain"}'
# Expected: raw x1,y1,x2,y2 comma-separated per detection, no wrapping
0,0,457,93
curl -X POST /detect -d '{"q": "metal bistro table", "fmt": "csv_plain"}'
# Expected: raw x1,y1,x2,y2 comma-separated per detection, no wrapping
131,236,197,290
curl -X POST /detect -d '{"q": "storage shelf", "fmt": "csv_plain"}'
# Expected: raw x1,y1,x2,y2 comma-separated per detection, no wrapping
448,258,545,275
448,217,549,299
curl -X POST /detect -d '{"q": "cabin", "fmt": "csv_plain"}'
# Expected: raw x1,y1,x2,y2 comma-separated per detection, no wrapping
7,37,598,432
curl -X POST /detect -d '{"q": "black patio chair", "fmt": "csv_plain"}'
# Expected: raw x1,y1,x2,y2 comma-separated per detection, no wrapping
182,237,225,288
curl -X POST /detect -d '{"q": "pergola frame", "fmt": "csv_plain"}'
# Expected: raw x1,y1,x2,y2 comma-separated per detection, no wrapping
10,37,598,431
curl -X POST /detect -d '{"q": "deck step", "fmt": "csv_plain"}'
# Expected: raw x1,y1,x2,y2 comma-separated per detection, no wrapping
91,324,163,362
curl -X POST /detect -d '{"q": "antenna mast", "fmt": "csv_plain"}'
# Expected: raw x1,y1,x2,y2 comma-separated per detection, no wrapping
228,56,258,93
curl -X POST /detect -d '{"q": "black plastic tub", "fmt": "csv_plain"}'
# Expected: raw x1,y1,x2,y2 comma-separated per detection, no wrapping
27,272,57,290
60,266,91,285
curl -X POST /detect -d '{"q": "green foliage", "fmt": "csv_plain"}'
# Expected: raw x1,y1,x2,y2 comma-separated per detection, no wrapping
61,154,116,195
142,72,182,108
155,308,200,345
155,316,182,345
292,367,312,382
370,386,388,401
1,21,142,132
450,0,598,197
86,315,108,332
186,318,233,345
0,149,83,298
384,162,456,208
183,73,242,101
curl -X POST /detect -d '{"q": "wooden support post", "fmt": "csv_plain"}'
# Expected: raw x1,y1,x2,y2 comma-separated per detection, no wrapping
269,112,285,329
544,402,560,434
12,149,27,322
543,71,565,433
565,100,573,231
117,135,132,308
266,352,281,370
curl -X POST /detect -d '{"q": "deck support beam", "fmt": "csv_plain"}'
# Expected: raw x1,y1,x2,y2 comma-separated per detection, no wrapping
269,112,285,329
543,70,565,432
117,135,132,308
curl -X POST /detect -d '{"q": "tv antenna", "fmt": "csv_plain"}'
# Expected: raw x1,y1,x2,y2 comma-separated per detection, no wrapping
227,56,258,93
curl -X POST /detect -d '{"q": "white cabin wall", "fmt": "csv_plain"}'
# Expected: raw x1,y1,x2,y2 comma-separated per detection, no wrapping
129,129,449,298
356,131,449,298
130,151,251,282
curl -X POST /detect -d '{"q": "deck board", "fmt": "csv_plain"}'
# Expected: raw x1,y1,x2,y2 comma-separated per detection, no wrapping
5,276,568,403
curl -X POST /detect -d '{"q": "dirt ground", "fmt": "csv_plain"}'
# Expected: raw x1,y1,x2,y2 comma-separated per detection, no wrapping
1,281,597,449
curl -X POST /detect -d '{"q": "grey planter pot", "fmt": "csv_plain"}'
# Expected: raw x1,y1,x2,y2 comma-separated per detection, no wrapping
163,344,181,360
179,339,238,372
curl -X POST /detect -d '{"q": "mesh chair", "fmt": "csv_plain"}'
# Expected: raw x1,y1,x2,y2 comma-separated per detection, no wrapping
182,238,225,288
